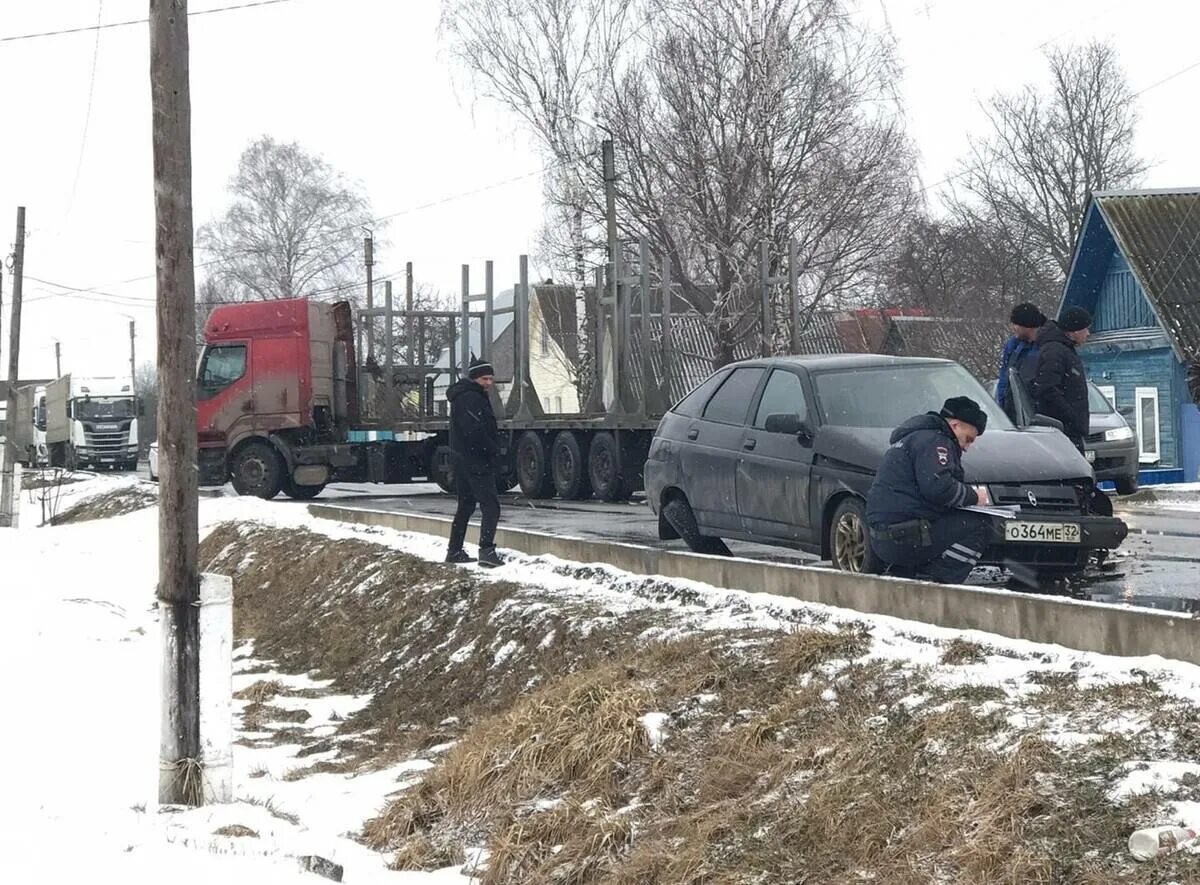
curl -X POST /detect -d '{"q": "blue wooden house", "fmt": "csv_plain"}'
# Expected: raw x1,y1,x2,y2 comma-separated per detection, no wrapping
1060,188,1200,484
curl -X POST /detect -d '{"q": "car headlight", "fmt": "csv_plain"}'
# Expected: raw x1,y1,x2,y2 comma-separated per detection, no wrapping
1104,426,1134,442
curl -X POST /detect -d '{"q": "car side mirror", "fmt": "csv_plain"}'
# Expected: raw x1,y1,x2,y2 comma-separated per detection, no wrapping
764,413,803,435
796,422,815,448
1031,413,1065,432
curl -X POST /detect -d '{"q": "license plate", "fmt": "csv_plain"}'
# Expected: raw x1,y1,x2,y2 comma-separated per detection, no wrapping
1004,521,1081,544
1085,450,1096,462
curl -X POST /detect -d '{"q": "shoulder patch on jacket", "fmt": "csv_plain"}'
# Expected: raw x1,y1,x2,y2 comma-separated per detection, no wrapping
935,445,949,466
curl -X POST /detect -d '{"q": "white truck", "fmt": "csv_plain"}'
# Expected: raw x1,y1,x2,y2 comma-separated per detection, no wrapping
13,385,49,466
46,375,140,471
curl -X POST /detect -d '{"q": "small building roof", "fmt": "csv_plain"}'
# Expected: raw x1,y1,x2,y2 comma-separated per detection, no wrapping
1063,189,1200,360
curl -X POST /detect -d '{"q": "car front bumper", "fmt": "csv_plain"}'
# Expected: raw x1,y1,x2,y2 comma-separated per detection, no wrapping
979,513,1128,567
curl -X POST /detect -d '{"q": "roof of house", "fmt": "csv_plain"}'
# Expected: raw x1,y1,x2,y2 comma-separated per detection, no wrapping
882,316,1011,380
1063,189,1200,360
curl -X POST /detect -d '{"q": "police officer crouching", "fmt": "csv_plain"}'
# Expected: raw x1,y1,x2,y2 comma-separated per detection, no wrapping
866,396,992,584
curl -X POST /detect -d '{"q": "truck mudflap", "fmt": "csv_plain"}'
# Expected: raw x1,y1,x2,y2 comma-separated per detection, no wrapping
198,446,227,486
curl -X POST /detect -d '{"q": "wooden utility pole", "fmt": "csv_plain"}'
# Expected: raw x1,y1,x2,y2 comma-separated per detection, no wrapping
150,0,201,806
1,208,26,528
129,320,137,388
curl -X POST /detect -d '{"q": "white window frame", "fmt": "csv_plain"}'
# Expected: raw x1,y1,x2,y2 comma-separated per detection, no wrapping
1097,385,1116,409
1134,386,1160,464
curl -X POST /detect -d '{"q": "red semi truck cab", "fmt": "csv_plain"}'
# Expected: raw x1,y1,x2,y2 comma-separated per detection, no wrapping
197,298,366,497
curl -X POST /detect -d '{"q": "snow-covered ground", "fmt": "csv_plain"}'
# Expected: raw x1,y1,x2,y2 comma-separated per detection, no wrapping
5,474,1200,881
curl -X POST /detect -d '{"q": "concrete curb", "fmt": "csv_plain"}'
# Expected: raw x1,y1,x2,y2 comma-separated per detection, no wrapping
309,503,1200,667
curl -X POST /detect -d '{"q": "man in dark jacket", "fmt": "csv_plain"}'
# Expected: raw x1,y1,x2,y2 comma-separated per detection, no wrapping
995,302,1045,422
445,358,504,567
1031,306,1092,452
866,396,992,584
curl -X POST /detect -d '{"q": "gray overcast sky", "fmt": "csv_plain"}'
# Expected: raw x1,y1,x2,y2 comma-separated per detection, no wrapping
2,0,1199,382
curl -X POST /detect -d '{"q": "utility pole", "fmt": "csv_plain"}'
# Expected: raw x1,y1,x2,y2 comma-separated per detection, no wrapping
364,233,374,359
1,207,27,529
55,341,61,377
129,320,137,388
151,0,201,806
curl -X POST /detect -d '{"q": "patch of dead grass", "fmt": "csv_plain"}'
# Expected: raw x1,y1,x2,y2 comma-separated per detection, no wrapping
51,487,155,524
213,824,259,838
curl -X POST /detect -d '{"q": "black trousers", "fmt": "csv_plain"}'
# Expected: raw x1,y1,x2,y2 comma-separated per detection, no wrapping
869,512,992,585
448,467,500,552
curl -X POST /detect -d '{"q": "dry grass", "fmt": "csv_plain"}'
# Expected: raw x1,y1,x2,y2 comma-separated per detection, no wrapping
242,796,300,827
206,521,1200,884
50,487,155,524
234,679,286,703
213,824,259,838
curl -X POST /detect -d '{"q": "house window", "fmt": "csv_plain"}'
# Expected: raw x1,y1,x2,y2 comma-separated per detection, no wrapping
1134,386,1160,464
540,322,550,356
554,396,562,412
542,397,551,412
1097,385,1116,409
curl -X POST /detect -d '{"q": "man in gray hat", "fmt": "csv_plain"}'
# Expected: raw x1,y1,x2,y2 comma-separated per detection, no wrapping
1032,306,1092,453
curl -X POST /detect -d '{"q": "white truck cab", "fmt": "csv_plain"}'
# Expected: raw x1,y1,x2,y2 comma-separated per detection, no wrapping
46,375,140,471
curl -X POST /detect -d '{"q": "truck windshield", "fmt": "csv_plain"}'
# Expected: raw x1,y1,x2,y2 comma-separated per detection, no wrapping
814,364,1014,430
75,397,136,421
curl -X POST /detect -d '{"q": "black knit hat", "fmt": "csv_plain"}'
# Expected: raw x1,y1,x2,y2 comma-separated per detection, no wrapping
1058,306,1092,333
940,396,987,434
467,357,495,380
1010,302,1046,328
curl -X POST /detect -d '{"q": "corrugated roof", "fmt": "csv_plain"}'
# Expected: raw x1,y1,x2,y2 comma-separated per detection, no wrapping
882,316,1010,380
1093,190,1200,359
627,313,758,404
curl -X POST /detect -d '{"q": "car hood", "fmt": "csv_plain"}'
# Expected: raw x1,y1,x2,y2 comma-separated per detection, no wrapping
814,425,1093,483
1088,411,1127,433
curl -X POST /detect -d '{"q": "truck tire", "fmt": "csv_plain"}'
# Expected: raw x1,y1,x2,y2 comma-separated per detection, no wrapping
828,497,880,574
551,431,592,500
588,432,633,502
230,441,285,499
662,496,731,556
432,444,456,495
516,431,554,499
282,478,326,500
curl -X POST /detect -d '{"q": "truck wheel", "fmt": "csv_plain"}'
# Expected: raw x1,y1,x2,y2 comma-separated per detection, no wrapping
588,432,633,502
282,479,325,500
662,496,731,556
829,497,879,574
1114,476,1138,496
230,441,285,499
551,431,592,500
432,444,456,495
516,431,553,499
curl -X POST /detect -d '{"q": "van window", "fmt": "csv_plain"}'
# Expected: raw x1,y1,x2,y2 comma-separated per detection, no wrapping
198,344,247,400
702,367,765,424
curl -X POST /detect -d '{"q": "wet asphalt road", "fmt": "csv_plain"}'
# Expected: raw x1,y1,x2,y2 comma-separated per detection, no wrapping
306,482,1200,614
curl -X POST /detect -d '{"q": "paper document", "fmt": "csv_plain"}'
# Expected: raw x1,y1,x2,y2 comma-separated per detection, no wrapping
960,504,1022,518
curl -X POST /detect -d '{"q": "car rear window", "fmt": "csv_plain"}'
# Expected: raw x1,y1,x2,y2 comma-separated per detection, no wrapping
814,364,1013,430
702,367,765,424
672,370,729,418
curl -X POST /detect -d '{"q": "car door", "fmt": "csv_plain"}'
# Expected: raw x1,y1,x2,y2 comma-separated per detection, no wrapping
680,366,766,533
736,368,816,544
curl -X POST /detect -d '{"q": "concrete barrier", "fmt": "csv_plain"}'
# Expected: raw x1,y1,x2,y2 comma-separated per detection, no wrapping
309,503,1200,666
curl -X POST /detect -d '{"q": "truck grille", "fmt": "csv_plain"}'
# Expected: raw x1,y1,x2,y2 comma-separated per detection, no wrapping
84,422,134,456
989,482,1084,514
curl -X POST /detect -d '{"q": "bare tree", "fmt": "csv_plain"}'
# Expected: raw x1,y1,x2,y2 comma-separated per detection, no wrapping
880,212,1059,318
955,41,1146,278
608,0,917,365
440,0,637,397
198,136,376,302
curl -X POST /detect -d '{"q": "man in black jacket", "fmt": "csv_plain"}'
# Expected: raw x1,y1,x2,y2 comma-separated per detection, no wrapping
1032,306,1092,452
866,396,992,584
445,358,504,567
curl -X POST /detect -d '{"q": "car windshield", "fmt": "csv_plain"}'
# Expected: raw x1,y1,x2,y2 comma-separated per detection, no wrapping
75,397,135,421
1088,385,1115,415
814,363,1014,430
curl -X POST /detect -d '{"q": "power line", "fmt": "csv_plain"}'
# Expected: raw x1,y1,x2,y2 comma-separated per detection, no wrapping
0,0,304,44
64,0,105,219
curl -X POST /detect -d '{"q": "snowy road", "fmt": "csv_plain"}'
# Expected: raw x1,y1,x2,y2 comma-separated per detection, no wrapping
308,483,1200,613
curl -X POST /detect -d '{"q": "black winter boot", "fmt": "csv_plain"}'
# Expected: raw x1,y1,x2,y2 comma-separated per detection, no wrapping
445,548,474,565
477,547,504,568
